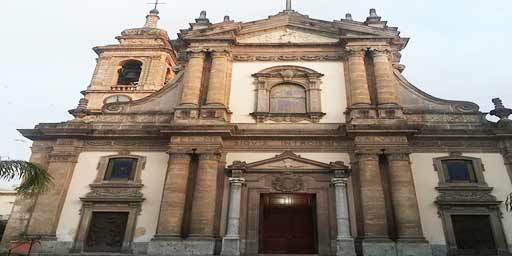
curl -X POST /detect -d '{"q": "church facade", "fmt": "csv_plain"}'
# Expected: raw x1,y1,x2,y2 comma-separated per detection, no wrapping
2,3,512,256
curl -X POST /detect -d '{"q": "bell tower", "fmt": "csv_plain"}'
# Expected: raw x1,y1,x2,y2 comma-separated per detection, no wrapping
70,7,178,117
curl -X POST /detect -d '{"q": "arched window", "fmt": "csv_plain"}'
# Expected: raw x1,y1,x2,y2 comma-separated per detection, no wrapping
104,95,132,104
117,60,143,86
269,83,306,113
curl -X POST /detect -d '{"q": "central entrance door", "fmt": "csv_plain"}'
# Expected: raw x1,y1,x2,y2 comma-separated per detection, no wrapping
259,193,317,254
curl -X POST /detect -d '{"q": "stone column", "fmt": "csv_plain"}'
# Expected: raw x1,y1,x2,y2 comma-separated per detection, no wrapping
357,152,395,256
26,139,82,240
332,178,356,256
180,51,206,106
206,50,230,106
371,49,399,105
0,141,52,249
347,49,372,106
188,153,220,253
387,153,432,256
154,153,192,239
221,177,245,256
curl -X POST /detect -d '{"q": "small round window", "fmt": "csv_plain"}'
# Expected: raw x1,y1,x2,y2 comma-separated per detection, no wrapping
104,95,131,104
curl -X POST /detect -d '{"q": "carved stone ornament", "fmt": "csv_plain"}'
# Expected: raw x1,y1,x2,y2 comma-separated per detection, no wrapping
227,160,248,171
82,183,145,203
436,189,499,205
272,173,304,192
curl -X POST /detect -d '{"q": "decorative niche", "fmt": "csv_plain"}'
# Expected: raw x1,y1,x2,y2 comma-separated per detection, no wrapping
250,66,326,123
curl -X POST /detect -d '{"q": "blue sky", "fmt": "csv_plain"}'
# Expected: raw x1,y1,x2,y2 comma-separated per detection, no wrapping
1,0,511,187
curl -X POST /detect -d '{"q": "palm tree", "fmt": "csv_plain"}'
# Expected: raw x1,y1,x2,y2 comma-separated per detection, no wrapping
0,160,53,197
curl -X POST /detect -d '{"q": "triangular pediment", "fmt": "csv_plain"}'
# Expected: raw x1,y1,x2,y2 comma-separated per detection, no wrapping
179,11,404,44
228,151,349,171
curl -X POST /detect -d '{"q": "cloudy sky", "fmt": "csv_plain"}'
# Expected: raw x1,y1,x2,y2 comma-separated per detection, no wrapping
0,0,510,187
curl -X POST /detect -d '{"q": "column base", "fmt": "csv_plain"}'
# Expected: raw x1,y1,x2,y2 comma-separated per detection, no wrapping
148,237,217,256
396,240,432,256
221,236,241,256
362,239,396,256
336,238,356,256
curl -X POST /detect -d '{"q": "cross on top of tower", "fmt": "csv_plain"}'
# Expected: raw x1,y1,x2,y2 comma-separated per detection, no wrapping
148,0,166,11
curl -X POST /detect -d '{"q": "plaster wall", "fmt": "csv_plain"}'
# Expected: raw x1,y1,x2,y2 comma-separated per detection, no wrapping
229,62,347,123
55,152,168,243
410,153,512,247
0,192,16,220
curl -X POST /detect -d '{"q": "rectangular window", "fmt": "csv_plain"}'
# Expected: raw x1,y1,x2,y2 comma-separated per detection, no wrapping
451,215,496,250
104,158,137,181
442,160,477,183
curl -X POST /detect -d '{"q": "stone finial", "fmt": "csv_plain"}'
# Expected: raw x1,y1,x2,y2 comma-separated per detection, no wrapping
191,10,211,30
493,98,506,109
366,8,382,23
490,98,512,128
345,13,353,21
223,15,231,22
144,8,161,28
199,10,207,19
369,8,378,17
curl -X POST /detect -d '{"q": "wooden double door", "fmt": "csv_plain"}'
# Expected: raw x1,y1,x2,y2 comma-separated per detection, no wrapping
259,193,318,254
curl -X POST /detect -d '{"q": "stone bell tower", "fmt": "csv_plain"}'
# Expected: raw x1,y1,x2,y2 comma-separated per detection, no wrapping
69,7,178,117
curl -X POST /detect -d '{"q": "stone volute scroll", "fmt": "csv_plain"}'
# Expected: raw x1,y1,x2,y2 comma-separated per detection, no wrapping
251,65,326,123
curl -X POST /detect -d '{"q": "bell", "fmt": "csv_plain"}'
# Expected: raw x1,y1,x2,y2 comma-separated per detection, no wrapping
124,70,140,82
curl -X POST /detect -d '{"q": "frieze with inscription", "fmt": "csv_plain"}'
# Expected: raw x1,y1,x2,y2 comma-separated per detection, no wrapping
225,139,351,150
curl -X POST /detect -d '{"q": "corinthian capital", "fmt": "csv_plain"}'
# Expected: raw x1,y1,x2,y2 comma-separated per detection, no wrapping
210,48,231,58
369,48,391,58
187,49,206,58
346,47,367,58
